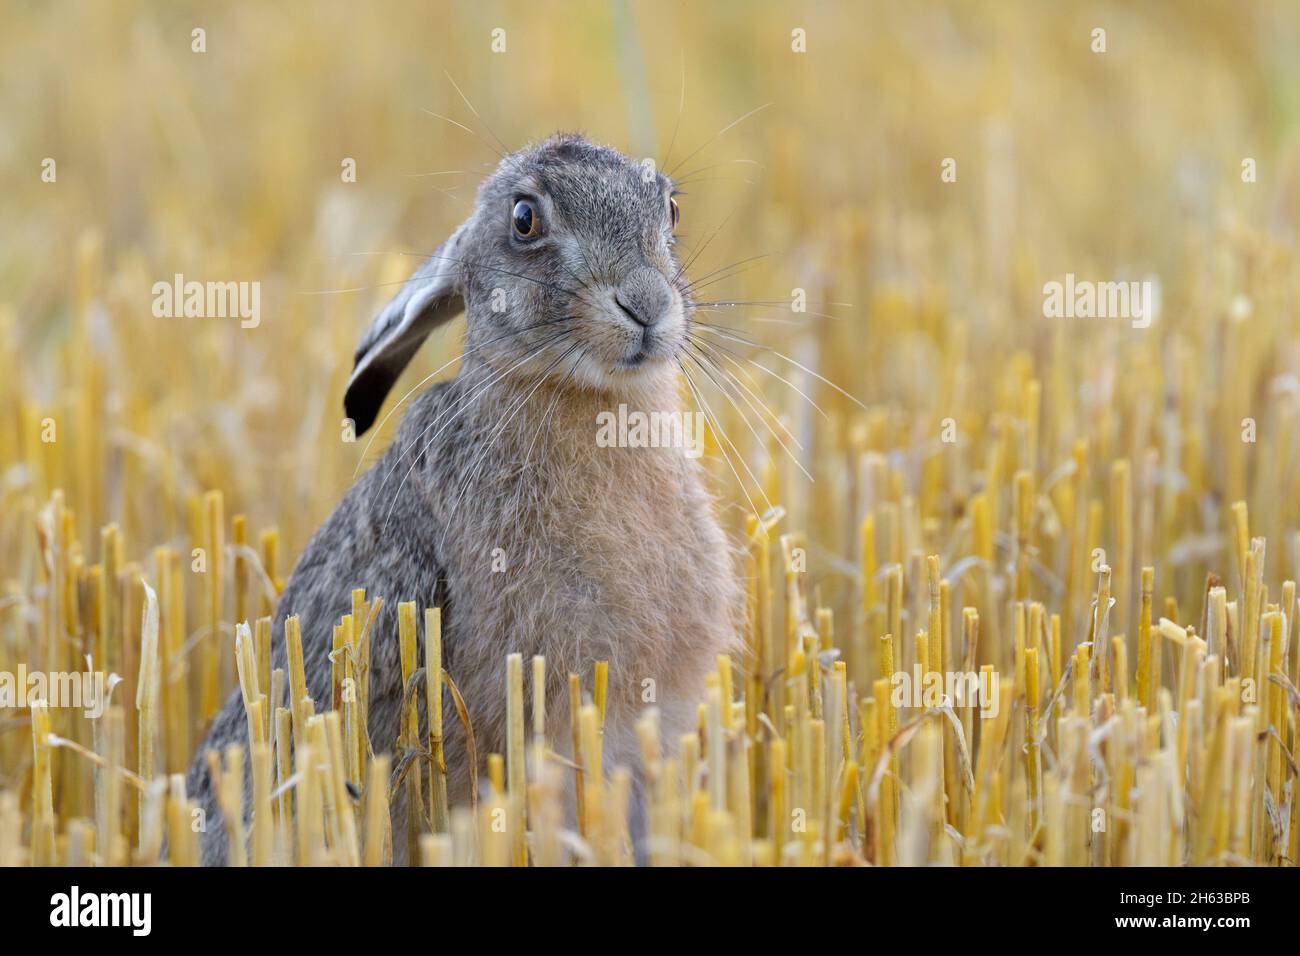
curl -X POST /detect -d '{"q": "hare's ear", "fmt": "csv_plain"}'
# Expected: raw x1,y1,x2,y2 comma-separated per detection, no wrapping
344,226,468,435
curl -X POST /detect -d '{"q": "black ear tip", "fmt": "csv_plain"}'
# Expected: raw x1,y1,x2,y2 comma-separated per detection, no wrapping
344,379,380,437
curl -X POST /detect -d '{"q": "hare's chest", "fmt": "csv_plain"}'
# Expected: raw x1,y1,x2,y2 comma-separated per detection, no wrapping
468,452,730,668
489,474,703,618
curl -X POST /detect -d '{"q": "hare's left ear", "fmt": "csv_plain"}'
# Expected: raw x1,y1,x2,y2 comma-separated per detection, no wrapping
344,226,468,435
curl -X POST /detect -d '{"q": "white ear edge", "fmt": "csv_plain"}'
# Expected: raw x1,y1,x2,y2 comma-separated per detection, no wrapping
343,243,466,435
358,277,448,368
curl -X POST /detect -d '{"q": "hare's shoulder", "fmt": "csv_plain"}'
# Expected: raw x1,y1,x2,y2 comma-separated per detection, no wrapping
284,377,463,604
376,378,472,477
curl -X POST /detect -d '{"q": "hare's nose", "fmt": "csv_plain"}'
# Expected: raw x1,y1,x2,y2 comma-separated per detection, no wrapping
615,268,672,328
615,295,653,328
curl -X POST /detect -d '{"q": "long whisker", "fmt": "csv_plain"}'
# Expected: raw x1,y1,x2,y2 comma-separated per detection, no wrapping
468,343,582,482
693,298,851,320
671,174,758,188
554,258,600,300
682,254,776,291
571,239,604,291
671,205,744,285
668,102,773,177
690,325,831,419
695,298,852,307
301,278,427,296
686,344,812,482
691,330,821,416
522,349,585,470
376,331,569,496
420,108,505,161
694,309,805,328
351,316,575,477
671,157,763,184
678,361,766,523
403,253,593,303
661,52,687,172
394,250,605,315
683,253,779,296
302,252,595,309
437,342,583,532
376,333,569,532
702,326,866,412
682,356,774,500
689,319,761,345
686,325,756,365
444,70,511,158
687,334,803,449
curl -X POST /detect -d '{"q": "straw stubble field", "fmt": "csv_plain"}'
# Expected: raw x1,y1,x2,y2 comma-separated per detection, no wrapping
2,1,1299,866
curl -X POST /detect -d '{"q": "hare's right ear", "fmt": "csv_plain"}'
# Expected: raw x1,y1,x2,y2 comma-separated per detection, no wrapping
344,226,468,435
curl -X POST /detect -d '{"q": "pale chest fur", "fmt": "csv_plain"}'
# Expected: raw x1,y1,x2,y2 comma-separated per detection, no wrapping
417,375,741,759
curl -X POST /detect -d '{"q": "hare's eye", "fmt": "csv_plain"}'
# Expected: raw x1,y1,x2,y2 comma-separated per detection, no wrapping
512,200,541,240
669,196,681,233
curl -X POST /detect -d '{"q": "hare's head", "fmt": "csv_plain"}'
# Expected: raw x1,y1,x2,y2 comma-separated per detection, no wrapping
346,133,689,434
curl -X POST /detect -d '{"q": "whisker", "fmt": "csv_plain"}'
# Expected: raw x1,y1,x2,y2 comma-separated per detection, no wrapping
746,358,831,420
683,253,779,295
686,345,812,482
420,108,503,160
686,324,754,358
694,309,805,328
375,331,570,497
302,253,590,305
555,258,600,300
671,157,762,183
682,357,774,498
376,334,568,533
668,102,773,177
687,335,803,449
428,342,583,535
301,279,416,296
523,348,586,470
716,334,866,413
683,252,777,289
693,299,852,324
472,343,582,478
661,51,687,172
671,205,743,286
351,316,576,477
405,253,590,302
691,326,830,419
574,242,604,290
679,362,767,523
671,174,758,188
444,70,511,158
690,319,761,345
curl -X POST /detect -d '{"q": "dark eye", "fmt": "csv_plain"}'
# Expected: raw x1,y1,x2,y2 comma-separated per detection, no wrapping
512,199,541,239
669,196,680,233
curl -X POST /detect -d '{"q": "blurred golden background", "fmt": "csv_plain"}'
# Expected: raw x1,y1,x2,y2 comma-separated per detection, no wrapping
4,0,1298,550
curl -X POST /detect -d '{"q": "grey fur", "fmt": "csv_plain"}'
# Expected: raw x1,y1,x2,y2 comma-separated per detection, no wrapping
186,133,743,865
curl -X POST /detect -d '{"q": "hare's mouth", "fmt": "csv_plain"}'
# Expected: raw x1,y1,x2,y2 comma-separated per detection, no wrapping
611,327,681,373
561,285,685,390
578,300,684,371
620,347,651,368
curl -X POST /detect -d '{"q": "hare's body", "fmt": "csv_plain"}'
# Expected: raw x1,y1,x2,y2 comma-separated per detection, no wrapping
190,361,739,864
188,132,742,864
